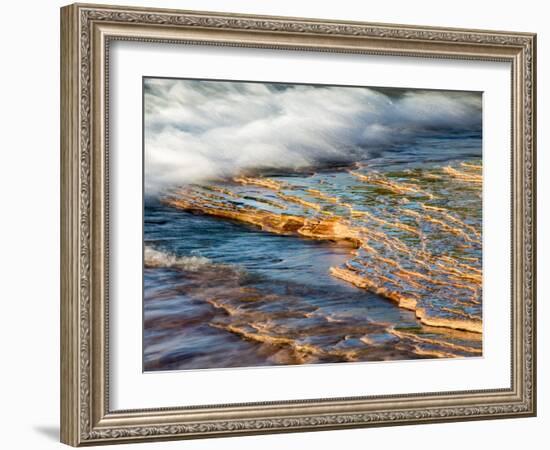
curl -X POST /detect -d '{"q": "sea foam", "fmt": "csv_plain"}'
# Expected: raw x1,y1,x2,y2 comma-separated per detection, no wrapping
144,246,211,271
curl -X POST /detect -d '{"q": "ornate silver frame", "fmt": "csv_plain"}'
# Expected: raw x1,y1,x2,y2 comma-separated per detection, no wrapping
60,3,536,446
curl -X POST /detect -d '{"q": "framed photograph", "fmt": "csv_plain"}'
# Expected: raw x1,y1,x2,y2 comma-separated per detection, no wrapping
60,3,536,446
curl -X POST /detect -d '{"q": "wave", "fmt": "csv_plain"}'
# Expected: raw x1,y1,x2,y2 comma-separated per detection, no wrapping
144,246,211,271
144,78,481,193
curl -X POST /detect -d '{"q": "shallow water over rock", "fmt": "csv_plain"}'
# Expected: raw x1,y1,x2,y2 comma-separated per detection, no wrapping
144,157,482,371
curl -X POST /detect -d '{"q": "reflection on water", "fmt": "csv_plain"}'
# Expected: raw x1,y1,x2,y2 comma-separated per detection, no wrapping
144,154,482,371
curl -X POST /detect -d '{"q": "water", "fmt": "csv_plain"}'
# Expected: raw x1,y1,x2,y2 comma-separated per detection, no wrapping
144,138,483,371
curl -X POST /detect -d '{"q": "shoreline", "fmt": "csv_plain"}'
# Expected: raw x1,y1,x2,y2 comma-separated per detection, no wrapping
163,161,482,336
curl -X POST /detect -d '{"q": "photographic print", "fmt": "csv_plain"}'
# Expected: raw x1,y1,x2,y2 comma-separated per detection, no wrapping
143,77,483,372
61,6,536,444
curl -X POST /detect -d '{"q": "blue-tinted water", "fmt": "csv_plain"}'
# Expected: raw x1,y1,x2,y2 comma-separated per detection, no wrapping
144,201,425,370
144,136,483,371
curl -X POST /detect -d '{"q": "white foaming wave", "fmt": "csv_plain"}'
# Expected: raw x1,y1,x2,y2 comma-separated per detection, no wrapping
144,79,482,194
144,246,211,271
